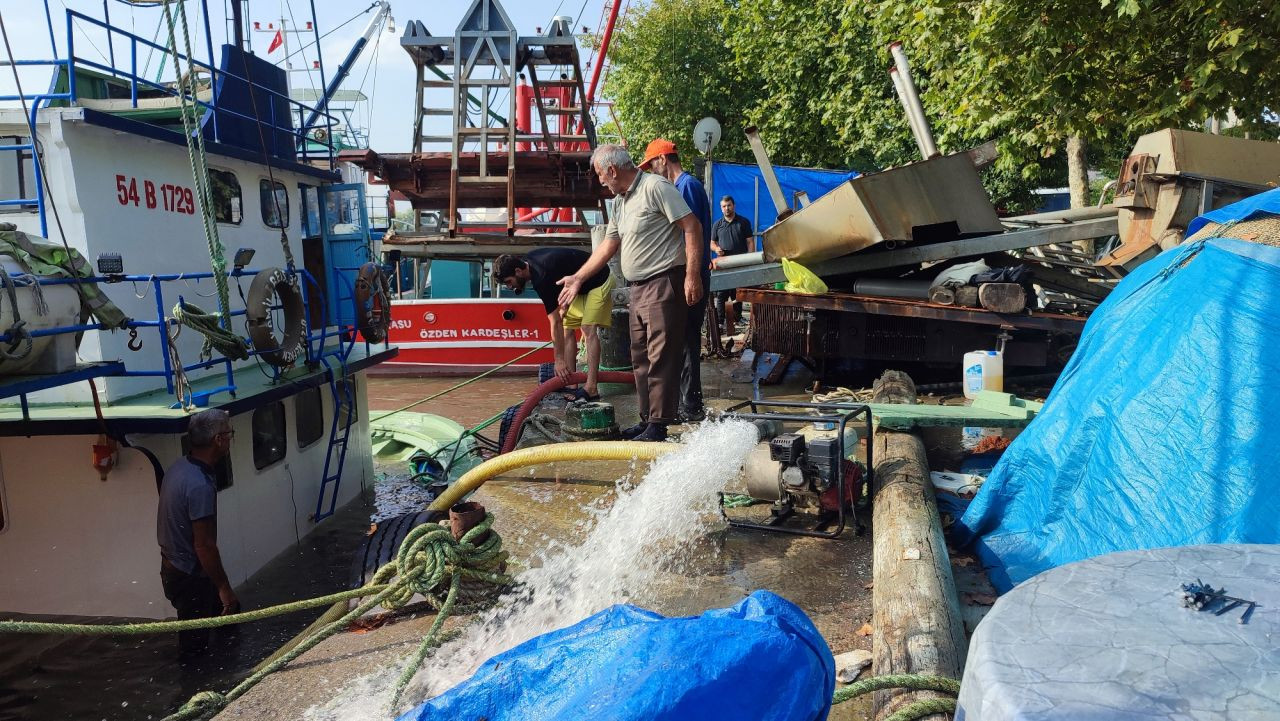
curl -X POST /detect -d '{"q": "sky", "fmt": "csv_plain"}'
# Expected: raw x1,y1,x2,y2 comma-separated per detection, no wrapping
0,0,610,153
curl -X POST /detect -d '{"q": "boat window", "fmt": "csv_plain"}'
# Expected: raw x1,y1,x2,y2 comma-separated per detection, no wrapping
260,179,289,229
179,435,234,490
300,184,321,238
336,378,357,429
253,402,287,470
209,169,242,224
295,386,325,448
324,187,365,236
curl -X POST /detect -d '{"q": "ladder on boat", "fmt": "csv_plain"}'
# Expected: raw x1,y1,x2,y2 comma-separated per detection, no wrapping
313,359,356,521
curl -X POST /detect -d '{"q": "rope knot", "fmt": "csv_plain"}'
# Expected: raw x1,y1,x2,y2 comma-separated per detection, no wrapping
374,514,510,611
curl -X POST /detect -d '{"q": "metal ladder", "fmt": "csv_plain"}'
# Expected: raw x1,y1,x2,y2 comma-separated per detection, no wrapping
313,358,355,521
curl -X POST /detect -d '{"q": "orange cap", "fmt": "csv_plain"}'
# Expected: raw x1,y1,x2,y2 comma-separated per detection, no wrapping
639,138,677,169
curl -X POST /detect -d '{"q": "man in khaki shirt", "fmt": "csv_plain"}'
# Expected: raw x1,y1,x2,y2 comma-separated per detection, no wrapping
558,144,703,441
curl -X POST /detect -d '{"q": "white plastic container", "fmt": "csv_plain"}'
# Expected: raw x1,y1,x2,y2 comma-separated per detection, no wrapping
962,350,1004,400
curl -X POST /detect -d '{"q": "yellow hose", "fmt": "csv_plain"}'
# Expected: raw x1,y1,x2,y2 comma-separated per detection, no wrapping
428,441,675,512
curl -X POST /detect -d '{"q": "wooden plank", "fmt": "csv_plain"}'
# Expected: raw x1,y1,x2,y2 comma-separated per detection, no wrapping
871,372,967,720
866,391,1043,430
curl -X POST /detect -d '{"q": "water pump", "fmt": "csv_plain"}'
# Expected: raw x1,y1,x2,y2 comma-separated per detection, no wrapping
744,432,862,515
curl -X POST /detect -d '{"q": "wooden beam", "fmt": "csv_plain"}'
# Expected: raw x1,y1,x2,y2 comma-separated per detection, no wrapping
870,371,967,719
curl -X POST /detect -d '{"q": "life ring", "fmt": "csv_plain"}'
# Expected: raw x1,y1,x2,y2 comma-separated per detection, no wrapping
355,262,392,343
246,267,306,367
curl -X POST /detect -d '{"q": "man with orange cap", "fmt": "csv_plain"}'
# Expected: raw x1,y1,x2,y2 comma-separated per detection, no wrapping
640,138,712,422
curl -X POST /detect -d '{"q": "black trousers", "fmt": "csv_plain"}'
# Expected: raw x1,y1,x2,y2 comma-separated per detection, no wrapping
160,566,220,655
680,280,710,415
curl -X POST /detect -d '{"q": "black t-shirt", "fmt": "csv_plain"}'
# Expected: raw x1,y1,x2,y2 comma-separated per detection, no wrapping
526,247,609,313
712,215,753,256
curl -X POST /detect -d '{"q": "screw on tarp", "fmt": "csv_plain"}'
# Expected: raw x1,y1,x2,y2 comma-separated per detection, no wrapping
1179,579,1257,625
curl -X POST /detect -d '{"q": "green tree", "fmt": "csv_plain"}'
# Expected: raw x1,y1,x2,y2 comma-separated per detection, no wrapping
726,0,918,171
874,0,1280,205
603,0,761,163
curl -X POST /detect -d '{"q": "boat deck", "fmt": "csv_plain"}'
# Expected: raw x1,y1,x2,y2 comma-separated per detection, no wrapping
0,344,397,435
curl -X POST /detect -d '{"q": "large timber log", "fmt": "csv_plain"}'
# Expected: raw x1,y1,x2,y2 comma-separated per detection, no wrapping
870,370,967,719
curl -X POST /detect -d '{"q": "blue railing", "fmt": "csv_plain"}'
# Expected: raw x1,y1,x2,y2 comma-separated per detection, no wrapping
64,10,339,159
1,8,341,234
0,265,385,410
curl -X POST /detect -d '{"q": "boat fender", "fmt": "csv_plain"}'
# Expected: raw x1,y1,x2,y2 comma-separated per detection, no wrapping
354,262,391,343
246,267,306,367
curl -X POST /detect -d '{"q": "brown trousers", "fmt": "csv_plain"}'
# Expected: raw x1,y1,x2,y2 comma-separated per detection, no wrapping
628,266,688,424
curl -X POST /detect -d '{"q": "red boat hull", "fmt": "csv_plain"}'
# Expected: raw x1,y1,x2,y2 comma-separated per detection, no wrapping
379,298,554,375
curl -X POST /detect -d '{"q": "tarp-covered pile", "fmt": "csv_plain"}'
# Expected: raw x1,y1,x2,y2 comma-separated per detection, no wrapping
956,189,1280,592
399,590,834,721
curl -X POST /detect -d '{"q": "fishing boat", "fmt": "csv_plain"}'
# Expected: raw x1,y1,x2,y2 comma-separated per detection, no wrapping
0,0,399,619
345,0,626,375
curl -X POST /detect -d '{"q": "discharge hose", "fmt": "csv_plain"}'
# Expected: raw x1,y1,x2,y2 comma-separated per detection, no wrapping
429,441,673,512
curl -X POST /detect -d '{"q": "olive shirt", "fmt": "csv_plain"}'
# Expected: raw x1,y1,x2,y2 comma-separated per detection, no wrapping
605,171,693,282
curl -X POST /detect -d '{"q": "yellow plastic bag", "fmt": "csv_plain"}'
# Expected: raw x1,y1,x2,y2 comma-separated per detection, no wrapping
781,258,828,295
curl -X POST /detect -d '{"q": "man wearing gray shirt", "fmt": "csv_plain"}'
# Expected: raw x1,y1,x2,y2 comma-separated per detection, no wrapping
157,408,238,656
558,144,703,442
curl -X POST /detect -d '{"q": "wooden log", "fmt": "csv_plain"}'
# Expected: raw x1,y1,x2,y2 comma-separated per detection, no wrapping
929,285,957,306
955,285,981,308
978,282,1026,313
870,372,967,720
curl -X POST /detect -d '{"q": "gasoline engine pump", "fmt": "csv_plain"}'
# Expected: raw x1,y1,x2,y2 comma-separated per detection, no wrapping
724,399,873,539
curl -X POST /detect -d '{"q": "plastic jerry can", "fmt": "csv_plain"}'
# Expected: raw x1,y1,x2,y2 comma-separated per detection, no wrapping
963,350,1004,400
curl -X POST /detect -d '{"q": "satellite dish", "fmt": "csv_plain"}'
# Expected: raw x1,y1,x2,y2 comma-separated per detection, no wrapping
693,117,722,155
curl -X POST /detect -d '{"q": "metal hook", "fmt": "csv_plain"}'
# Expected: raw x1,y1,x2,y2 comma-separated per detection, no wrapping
127,327,143,351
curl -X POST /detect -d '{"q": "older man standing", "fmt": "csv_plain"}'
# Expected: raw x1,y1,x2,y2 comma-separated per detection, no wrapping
558,144,703,442
157,408,238,656
640,139,712,422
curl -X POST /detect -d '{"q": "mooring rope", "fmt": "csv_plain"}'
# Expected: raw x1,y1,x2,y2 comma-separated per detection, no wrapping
171,300,250,361
0,514,510,721
830,673,962,721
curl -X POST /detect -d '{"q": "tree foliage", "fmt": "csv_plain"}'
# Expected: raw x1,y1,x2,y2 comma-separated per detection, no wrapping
602,0,1279,209
603,0,761,164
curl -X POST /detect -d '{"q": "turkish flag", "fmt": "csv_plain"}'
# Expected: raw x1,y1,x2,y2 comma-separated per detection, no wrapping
268,29,284,53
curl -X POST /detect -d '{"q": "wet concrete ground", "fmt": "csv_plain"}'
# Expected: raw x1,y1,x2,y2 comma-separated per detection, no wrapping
217,357,877,720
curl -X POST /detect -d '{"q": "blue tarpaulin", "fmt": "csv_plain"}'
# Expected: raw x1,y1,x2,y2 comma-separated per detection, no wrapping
709,161,860,247
955,188,1280,592
398,590,835,721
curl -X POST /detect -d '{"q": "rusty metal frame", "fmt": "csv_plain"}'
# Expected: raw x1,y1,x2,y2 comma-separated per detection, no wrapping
738,288,1086,334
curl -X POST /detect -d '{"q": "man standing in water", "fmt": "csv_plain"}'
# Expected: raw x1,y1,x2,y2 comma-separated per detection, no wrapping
157,408,238,656
639,139,712,422
558,144,703,442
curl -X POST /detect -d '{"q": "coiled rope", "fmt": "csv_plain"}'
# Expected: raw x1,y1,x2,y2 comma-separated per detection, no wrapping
171,300,250,361
0,514,510,721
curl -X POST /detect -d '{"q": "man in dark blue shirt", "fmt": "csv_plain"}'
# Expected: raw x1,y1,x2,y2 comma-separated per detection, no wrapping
494,248,614,400
710,195,754,340
641,138,711,422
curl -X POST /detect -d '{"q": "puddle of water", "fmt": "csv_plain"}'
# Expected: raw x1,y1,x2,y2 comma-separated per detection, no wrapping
367,376,534,428
303,419,760,719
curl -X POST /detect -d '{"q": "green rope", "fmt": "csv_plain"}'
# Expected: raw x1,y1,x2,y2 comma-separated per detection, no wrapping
831,673,961,721
160,0,232,326
172,301,250,361
722,493,763,509
0,514,510,721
